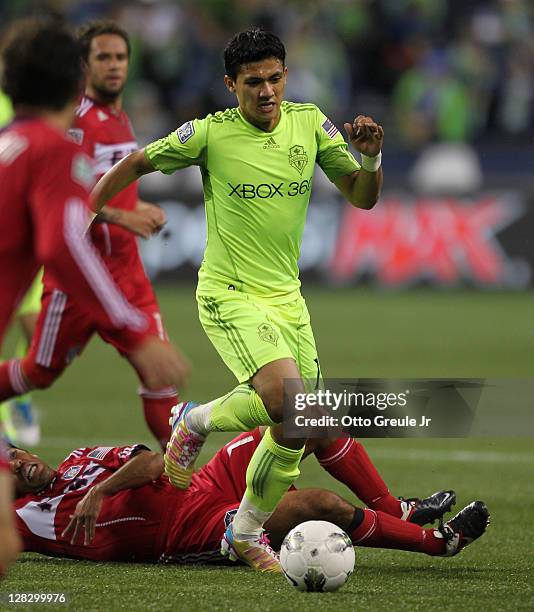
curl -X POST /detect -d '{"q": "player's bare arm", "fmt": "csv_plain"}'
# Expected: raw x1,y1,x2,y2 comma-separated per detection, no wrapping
91,149,155,214
334,114,384,209
61,449,163,546
0,471,21,577
97,199,166,239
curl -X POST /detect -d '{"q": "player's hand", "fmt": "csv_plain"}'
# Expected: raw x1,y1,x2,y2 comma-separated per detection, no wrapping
344,115,384,157
118,204,166,239
61,488,104,546
130,337,190,390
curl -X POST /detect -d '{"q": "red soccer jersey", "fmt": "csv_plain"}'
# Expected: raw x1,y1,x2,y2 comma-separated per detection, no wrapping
0,118,148,351
71,96,139,268
15,444,184,562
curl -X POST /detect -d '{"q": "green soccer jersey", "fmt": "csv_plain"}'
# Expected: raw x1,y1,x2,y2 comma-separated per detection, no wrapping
145,101,360,300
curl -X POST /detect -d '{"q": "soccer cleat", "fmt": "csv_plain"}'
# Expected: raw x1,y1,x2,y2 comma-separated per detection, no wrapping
0,400,40,447
400,490,456,526
438,500,490,556
221,523,281,573
164,401,204,489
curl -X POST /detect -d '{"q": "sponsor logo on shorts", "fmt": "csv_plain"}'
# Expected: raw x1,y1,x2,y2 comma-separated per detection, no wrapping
258,323,279,346
177,121,195,144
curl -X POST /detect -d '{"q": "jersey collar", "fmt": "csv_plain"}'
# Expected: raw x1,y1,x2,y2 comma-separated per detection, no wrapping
236,104,286,136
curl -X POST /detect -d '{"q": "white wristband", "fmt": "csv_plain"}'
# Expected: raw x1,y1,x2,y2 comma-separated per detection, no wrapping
360,151,382,172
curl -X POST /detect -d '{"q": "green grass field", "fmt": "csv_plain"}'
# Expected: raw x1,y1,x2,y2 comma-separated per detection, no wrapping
3,287,533,611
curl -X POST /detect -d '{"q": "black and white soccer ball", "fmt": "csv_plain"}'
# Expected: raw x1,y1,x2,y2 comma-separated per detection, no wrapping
280,520,355,592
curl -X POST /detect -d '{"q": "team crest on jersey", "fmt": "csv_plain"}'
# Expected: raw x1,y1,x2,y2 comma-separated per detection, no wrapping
62,465,82,481
258,323,279,346
177,121,195,144
67,128,84,145
288,144,308,176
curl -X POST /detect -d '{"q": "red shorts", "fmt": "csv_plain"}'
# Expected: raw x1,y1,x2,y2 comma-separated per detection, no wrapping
28,265,165,372
163,429,264,562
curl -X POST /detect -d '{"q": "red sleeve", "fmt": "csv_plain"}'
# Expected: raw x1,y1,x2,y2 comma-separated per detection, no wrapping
84,444,150,469
71,114,96,158
29,141,148,352
0,441,9,472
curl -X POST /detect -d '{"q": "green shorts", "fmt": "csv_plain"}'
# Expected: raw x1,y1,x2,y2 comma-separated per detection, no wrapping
17,269,43,317
197,289,321,386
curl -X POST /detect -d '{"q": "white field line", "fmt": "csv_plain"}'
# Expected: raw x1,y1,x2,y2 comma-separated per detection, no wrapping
37,437,534,463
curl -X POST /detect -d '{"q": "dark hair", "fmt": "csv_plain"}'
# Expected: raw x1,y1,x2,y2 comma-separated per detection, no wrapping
1,19,82,111
224,28,285,80
77,20,131,62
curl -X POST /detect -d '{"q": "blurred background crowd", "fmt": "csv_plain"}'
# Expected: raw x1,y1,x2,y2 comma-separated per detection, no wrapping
1,0,533,287
2,0,534,151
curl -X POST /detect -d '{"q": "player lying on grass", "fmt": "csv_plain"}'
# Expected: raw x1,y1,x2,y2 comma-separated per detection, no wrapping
8,430,489,564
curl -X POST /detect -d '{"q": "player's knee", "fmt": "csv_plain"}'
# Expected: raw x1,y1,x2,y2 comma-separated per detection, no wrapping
257,380,286,423
310,490,349,523
20,359,60,390
259,385,310,424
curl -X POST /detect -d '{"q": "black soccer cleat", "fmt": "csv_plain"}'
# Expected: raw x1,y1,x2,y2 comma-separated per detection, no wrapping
439,500,490,557
399,490,456,526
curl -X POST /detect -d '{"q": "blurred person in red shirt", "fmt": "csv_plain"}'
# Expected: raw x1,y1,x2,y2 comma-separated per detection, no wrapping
0,20,188,449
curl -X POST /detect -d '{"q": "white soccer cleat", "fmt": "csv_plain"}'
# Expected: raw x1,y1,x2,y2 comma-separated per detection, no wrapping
221,523,281,573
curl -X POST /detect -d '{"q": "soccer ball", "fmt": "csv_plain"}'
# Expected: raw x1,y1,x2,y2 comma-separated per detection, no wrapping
280,520,355,592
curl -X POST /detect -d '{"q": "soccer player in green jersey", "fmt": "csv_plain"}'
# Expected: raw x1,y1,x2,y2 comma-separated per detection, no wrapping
92,28,384,572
